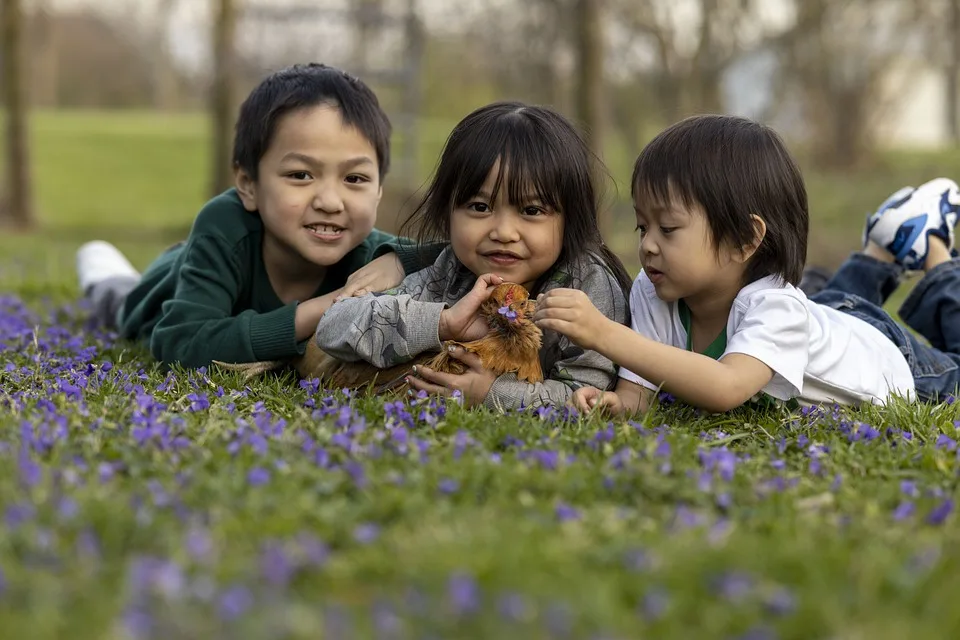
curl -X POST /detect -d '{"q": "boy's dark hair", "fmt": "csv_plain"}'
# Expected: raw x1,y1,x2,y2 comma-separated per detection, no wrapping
631,114,809,286
232,63,392,182
399,100,633,296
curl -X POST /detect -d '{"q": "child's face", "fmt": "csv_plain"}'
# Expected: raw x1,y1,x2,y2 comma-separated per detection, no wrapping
450,161,564,292
235,104,382,275
634,195,745,304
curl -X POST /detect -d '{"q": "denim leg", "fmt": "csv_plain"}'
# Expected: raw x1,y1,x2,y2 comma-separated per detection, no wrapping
811,289,960,402
897,258,960,354
86,275,139,330
818,252,904,307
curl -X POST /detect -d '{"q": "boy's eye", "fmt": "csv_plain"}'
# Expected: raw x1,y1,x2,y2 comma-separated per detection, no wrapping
345,175,370,184
635,224,646,234
660,226,677,234
288,171,311,181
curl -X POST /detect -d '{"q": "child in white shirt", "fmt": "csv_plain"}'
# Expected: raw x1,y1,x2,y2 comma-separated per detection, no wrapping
533,114,960,415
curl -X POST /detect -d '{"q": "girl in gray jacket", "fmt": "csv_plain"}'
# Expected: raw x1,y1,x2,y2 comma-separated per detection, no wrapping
314,101,632,411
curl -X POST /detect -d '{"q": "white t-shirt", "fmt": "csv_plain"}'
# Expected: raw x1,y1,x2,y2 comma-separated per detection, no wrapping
618,271,917,407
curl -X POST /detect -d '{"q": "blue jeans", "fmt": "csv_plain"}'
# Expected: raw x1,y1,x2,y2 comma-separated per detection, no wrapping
809,254,960,402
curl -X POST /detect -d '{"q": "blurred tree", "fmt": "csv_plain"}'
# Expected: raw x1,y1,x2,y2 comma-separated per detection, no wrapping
777,0,933,168
948,0,960,144
31,0,58,106
211,0,237,197
152,0,180,110
575,0,609,232
1,0,35,230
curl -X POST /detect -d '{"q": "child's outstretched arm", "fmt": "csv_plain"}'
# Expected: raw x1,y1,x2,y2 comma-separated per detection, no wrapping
315,253,503,368
409,262,629,411
535,289,790,413
148,235,343,368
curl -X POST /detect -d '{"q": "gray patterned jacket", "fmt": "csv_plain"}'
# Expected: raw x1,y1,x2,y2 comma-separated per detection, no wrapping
314,246,629,411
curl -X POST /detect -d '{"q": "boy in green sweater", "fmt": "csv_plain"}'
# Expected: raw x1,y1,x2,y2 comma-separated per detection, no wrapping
76,63,439,369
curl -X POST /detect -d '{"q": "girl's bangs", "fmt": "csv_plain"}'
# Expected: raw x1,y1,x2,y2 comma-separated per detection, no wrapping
450,119,563,213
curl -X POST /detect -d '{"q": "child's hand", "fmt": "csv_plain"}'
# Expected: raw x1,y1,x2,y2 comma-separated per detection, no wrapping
338,253,405,300
533,288,610,351
570,386,625,416
406,345,497,407
438,274,504,341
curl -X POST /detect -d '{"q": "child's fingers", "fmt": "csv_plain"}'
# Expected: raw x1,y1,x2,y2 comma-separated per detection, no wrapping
405,374,449,397
444,345,483,370
410,365,460,390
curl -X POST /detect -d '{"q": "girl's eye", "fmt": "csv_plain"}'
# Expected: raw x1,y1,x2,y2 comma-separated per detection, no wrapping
345,175,370,185
289,171,311,181
467,202,490,213
522,206,545,216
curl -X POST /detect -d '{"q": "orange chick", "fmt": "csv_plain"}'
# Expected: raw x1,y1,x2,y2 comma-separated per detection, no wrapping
213,282,544,394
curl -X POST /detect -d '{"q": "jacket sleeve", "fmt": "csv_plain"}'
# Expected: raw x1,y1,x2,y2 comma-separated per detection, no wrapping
482,262,630,411
149,234,302,368
314,256,455,367
372,239,450,276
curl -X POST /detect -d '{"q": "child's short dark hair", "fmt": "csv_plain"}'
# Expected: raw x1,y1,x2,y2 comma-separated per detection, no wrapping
232,63,392,182
631,114,809,286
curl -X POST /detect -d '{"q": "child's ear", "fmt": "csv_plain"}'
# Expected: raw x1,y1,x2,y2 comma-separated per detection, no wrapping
738,214,767,262
234,165,259,212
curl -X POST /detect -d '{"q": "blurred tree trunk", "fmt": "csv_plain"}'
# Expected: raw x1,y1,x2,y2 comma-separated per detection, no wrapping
948,0,960,144
32,0,59,107
153,0,179,111
352,0,383,76
210,0,237,197
1,0,36,230
574,0,609,232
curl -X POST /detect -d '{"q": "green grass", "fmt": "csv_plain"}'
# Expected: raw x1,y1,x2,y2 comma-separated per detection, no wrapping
1,290,960,638
2,109,960,637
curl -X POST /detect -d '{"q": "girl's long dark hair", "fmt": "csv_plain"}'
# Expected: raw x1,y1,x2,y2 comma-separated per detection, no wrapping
398,100,632,297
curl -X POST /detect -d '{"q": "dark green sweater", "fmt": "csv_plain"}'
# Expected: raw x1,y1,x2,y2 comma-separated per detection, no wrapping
118,188,441,369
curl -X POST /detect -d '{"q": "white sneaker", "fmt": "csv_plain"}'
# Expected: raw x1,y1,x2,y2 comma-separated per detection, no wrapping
76,240,140,294
864,178,960,270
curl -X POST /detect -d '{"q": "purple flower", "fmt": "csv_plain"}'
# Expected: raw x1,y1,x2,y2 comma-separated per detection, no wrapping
497,592,529,622
447,571,480,616
247,467,270,486
555,502,580,522
893,501,915,521
218,584,253,621
438,478,459,495
497,305,518,322
353,523,380,544
927,499,954,526
640,587,669,620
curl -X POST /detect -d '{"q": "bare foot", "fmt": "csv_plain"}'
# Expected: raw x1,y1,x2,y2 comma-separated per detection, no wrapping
925,235,952,271
863,240,896,264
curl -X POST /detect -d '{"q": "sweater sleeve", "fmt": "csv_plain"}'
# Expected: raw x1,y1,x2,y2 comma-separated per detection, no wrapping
314,255,455,367
372,238,450,276
149,235,302,368
482,261,630,411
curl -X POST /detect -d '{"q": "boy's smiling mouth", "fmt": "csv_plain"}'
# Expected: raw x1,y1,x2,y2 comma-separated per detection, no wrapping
304,223,346,241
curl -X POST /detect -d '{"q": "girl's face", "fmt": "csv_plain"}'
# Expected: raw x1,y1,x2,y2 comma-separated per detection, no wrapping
450,160,564,291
